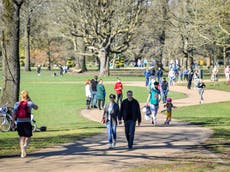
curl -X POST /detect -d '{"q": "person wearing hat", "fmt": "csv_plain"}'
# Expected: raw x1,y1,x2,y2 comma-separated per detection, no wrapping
11,90,38,158
146,81,161,126
102,94,119,149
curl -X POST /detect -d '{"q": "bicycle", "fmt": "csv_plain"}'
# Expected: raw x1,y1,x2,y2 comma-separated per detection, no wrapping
0,105,37,132
0,105,12,132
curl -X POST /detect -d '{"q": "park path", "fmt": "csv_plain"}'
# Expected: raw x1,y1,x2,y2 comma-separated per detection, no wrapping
0,81,230,172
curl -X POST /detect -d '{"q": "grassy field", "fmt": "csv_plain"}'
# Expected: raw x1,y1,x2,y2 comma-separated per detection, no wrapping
0,70,185,156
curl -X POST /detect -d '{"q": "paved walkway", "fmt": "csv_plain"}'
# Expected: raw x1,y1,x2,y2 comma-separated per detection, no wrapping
0,82,230,172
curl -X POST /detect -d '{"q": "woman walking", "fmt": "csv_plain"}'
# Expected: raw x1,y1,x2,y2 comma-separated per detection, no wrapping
12,90,38,158
102,94,119,149
96,79,106,110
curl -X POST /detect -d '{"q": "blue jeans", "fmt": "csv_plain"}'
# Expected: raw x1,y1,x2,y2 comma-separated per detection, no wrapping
106,121,116,144
161,89,168,103
150,104,159,122
91,91,97,106
124,120,136,148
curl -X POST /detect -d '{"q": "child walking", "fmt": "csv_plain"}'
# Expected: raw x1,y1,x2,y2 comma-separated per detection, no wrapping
163,98,176,125
197,79,206,104
85,80,92,109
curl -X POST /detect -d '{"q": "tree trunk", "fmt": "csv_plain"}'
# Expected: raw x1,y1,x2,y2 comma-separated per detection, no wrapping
77,38,87,72
24,16,31,71
0,1,23,107
98,48,109,76
72,37,80,68
223,46,226,67
47,38,51,71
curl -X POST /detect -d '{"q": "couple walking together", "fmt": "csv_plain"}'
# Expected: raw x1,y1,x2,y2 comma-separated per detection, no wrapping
102,90,141,149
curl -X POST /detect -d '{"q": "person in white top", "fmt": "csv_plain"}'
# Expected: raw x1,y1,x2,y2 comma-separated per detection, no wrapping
85,80,92,109
168,69,175,86
211,66,218,82
224,66,230,81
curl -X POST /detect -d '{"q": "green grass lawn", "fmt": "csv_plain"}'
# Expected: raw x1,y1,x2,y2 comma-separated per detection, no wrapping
0,70,185,156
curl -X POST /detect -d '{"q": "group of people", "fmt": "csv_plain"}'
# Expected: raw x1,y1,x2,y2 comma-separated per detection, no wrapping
85,76,123,110
99,75,176,149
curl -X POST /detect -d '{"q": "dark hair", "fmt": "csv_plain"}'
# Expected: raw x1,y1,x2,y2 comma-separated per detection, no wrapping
127,90,133,95
109,94,116,99
154,81,159,85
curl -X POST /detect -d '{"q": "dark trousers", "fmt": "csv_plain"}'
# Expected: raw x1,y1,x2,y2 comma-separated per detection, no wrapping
161,89,168,103
124,120,136,149
187,80,192,89
98,99,105,109
116,93,123,105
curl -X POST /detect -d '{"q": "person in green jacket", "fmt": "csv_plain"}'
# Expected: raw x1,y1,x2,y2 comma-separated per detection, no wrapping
97,79,106,110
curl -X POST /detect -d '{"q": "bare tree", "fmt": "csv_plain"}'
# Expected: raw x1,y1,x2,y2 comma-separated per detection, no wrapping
62,0,147,75
21,0,44,71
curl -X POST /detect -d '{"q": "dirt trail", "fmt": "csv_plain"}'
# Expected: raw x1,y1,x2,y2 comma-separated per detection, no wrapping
0,82,230,172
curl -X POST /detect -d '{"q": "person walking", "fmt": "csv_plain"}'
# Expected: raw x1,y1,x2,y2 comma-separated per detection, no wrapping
146,81,161,126
211,66,218,82
91,75,98,108
156,67,163,84
102,94,119,149
11,90,38,158
36,65,41,76
197,79,206,103
144,68,151,87
161,78,169,104
187,70,194,89
118,90,141,149
224,66,230,82
193,70,199,89
168,69,175,86
85,80,92,109
163,98,176,125
114,78,123,105
96,79,106,110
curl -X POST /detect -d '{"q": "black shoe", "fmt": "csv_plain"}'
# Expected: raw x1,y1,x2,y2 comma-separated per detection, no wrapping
128,145,133,149
94,105,97,108
99,108,102,110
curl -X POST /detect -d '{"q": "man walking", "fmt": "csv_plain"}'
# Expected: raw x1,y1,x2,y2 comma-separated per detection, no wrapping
118,90,141,149
161,78,169,104
146,81,161,126
90,75,98,108
114,78,123,106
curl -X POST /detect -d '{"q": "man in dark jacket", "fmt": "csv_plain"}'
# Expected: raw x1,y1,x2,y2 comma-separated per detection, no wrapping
91,75,98,108
118,90,141,149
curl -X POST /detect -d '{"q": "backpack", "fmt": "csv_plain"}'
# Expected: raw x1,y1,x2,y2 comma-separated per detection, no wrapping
15,100,31,118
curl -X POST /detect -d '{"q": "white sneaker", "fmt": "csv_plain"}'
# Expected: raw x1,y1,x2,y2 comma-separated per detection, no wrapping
21,148,27,158
109,143,113,149
112,140,116,148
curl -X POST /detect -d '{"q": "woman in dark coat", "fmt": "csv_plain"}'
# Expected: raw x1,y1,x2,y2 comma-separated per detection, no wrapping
96,79,106,110
102,94,119,149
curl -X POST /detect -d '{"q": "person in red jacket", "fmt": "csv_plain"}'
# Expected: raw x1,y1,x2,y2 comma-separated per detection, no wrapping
114,78,123,105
